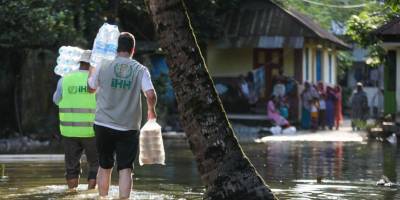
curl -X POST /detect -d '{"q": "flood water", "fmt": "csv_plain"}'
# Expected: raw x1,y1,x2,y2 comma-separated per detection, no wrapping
1,136,400,199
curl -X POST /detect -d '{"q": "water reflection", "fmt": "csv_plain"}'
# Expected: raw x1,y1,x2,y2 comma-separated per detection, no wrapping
1,140,400,199
247,141,400,199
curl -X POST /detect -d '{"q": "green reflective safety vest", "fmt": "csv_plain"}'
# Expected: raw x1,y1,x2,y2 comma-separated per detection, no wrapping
59,71,96,137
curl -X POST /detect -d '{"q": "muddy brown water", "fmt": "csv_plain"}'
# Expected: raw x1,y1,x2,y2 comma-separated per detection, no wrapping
1,137,400,199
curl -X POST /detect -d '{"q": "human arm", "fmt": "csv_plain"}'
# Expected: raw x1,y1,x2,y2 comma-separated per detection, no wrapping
141,68,157,120
52,78,63,105
87,66,100,93
145,89,157,120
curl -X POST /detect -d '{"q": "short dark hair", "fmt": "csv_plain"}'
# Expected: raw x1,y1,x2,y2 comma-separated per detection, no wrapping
117,32,136,53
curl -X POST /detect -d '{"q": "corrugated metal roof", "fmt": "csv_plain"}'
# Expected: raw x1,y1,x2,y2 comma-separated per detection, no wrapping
221,0,350,49
374,17,400,35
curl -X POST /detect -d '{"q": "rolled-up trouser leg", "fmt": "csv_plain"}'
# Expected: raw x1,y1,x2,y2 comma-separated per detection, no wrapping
62,137,83,180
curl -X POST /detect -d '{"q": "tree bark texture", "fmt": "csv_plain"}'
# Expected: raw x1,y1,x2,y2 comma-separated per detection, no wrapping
146,0,277,199
20,49,59,135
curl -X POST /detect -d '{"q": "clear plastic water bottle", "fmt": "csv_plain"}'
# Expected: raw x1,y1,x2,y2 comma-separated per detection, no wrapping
90,23,120,67
105,27,119,59
54,46,83,76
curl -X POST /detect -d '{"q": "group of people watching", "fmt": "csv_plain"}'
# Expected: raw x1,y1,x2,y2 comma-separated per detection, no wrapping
266,76,343,131
238,69,379,133
300,82,343,131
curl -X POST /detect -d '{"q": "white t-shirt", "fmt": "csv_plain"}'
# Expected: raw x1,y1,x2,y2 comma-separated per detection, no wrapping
88,62,154,92
319,99,326,110
311,105,318,113
88,58,155,131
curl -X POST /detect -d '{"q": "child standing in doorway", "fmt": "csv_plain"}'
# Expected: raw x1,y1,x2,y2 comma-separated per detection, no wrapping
311,97,320,132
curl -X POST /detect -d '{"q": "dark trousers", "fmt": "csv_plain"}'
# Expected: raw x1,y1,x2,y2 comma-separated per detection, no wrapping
62,136,99,180
319,110,326,129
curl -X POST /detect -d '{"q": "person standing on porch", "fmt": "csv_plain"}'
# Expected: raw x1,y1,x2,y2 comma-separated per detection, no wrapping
301,82,318,129
325,86,337,130
88,32,157,199
317,82,326,130
310,97,320,132
334,85,343,130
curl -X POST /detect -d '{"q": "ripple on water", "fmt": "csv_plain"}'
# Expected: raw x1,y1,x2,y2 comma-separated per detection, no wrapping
2,184,184,200
271,179,400,200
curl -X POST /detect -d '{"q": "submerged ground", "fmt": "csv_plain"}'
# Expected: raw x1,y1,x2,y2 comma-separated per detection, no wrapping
1,126,399,199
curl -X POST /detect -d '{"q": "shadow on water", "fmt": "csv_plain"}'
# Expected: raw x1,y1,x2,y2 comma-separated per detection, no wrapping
1,138,400,199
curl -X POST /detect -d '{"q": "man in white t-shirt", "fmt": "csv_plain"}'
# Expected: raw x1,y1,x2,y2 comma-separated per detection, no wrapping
88,32,157,199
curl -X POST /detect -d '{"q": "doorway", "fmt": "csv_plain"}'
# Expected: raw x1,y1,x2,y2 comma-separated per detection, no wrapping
253,48,283,99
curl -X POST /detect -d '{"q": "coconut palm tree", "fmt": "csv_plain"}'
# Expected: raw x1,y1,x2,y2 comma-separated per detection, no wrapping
146,0,277,199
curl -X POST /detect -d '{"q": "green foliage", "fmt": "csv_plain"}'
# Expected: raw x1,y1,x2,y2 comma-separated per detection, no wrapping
346,11,386,47
346,11,386,67
337,51,353,78
0,0,120,49
0,0,76,48
276,0,371,31
352,119,368,129
386,0,400,12
345,1,399,67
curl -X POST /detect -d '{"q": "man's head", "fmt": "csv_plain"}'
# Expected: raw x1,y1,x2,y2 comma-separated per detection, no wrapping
304,81,310,89
356,82,363,92
79,50,91,70
117,32,136,57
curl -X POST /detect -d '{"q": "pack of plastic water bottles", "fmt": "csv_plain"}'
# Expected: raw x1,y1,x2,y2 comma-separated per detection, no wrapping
90,23,120,68
54,46,84,76
139,120,165,166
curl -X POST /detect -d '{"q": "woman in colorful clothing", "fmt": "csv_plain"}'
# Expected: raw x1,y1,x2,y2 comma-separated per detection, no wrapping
325,86,337,130
267,95,289,127
317,82,326,130
310,97,320,132
334,85,343,130
301,82,318,129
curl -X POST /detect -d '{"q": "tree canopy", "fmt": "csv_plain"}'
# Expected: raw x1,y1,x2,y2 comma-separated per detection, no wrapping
345,0,400,66
277,0,372,33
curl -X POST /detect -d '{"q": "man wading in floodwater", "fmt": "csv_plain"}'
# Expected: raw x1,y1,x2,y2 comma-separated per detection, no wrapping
53,50,99,190
88,32,157,199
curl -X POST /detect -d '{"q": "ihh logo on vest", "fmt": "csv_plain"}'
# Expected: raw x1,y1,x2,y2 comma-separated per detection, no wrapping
68,86,88,94
112,63,133,89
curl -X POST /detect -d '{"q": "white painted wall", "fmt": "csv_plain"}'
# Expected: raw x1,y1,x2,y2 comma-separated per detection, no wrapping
303,46,338,85
323,50,329,84
283,48,294,77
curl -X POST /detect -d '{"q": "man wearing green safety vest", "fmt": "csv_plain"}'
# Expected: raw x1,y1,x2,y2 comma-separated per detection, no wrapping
53,50,98,190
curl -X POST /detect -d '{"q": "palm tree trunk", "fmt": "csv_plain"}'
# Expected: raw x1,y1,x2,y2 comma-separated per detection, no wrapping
146,0,277,199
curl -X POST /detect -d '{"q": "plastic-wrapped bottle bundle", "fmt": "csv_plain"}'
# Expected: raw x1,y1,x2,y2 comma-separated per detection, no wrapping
105,27,120,59
139,120,165,166
54,46,83,76
90,23,120,68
